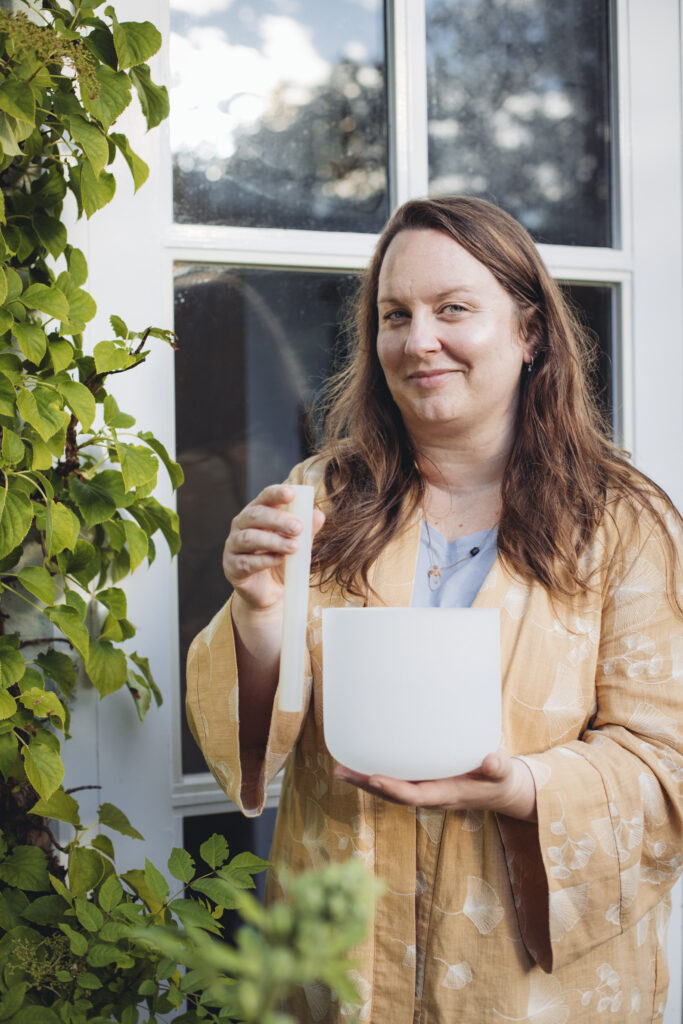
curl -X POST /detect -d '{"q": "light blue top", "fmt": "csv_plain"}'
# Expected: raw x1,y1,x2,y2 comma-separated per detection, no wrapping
411,521,498,608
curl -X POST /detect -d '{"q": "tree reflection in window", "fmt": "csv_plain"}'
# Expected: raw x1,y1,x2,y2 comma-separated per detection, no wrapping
171,0,388,232
426,0,613,247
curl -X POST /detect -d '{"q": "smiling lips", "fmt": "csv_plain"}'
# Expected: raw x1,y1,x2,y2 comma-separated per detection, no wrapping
408,368,461,387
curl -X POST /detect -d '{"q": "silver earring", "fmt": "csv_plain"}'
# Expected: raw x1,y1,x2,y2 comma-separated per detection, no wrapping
527,355,535,374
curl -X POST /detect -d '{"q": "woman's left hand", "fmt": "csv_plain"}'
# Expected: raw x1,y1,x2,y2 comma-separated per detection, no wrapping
333,750,537,822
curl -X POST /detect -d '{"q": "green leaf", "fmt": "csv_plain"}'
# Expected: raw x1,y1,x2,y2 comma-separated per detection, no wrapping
36,650,76,696
144,857,169,904
0,689,16,719
103,394,135,428
4,267,21,301
21,894,65,926
122,519,148,572
138,432,184,489
7,1007,60,1024
13,322,47,364
87,943,122,967
17,386,69,441
120,867,162,913
110,132,149,191
168,897,221,934
129,651,162,706
46,501,80,557
86,639,127,696
0,267,6,305
110,314,128,338
199,833,229,870
45,605,90,660
0,307,13,336
32,788,81,827
18,566,55,605
0,638,24,686
0,488,32,558
80,163,116,219
1,426,24,465
67,247,88,287
70,476,117,526
76,971,102,990
190,876,241,909
23,742,64,800
98,874,123,913
59,921,88,955
96,586,126,618
57,378,96,431
33,213,67,260
82,64,132,130
116,441,158,491
20,283,70,322
19,687,65,727
93,339,136,373
0,732,18,779
133,497,180,556
0,980,28,1018
0,376,16,418
0,845,49,891
65,287,97,331
0,78,35,121
0,353,21,382
91,833,115,860
98,801,144,840
110,15,162,70
220,851,271,887
0,112,24,156
74,895,104,932
49,873,72,903
129,63,169,130
69,846,104,897
167,847,195,884
68,114,109,176
49,339,75,373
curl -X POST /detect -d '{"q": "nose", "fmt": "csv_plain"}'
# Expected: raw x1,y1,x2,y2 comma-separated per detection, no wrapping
403,312,441,356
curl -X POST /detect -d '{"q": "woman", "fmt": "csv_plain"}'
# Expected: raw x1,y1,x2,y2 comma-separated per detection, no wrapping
187,196,683,1023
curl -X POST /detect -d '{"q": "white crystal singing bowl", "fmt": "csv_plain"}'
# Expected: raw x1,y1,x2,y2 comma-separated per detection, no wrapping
322,607,502,781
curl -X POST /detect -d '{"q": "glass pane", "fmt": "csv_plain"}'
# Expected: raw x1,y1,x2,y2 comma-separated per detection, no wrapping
176,264,357,773
426,0,612,247
560,283,615,426
171,1,388,232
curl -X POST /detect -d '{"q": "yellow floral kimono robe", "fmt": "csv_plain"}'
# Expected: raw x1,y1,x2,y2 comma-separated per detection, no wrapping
186,458,683,1023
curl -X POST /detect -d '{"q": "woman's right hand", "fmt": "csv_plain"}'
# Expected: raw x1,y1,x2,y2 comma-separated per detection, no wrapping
223,484,325,612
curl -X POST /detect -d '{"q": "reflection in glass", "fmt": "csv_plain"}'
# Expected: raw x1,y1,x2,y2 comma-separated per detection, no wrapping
175,264,357,773
171,0,387,231
561,283,615,428
426,0,612,246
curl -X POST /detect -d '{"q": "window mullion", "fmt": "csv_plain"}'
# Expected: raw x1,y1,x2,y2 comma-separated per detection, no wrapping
387,0,429,207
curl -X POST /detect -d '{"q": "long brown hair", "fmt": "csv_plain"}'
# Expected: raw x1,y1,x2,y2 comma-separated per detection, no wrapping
311,195,681,602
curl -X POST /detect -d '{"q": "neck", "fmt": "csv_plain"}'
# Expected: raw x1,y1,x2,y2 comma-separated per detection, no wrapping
414,435,510,496
413,432,511,538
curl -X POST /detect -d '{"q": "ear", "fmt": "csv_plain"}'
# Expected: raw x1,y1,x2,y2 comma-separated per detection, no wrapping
520,311,542,366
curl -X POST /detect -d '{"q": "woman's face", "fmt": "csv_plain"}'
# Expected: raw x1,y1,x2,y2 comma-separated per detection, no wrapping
376,228,534,448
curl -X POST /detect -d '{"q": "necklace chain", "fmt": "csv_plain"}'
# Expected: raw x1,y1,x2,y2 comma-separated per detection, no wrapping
423,515,496,591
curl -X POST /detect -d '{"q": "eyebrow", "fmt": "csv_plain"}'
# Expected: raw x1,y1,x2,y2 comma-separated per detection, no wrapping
377,286,478,305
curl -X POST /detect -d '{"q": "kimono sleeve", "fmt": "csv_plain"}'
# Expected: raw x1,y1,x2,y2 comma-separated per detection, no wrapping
499,504,683,973
185,458,323,817
186,596,312,817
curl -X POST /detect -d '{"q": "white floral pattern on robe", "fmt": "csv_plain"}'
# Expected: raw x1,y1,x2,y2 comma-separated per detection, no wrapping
187,458,683,1023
